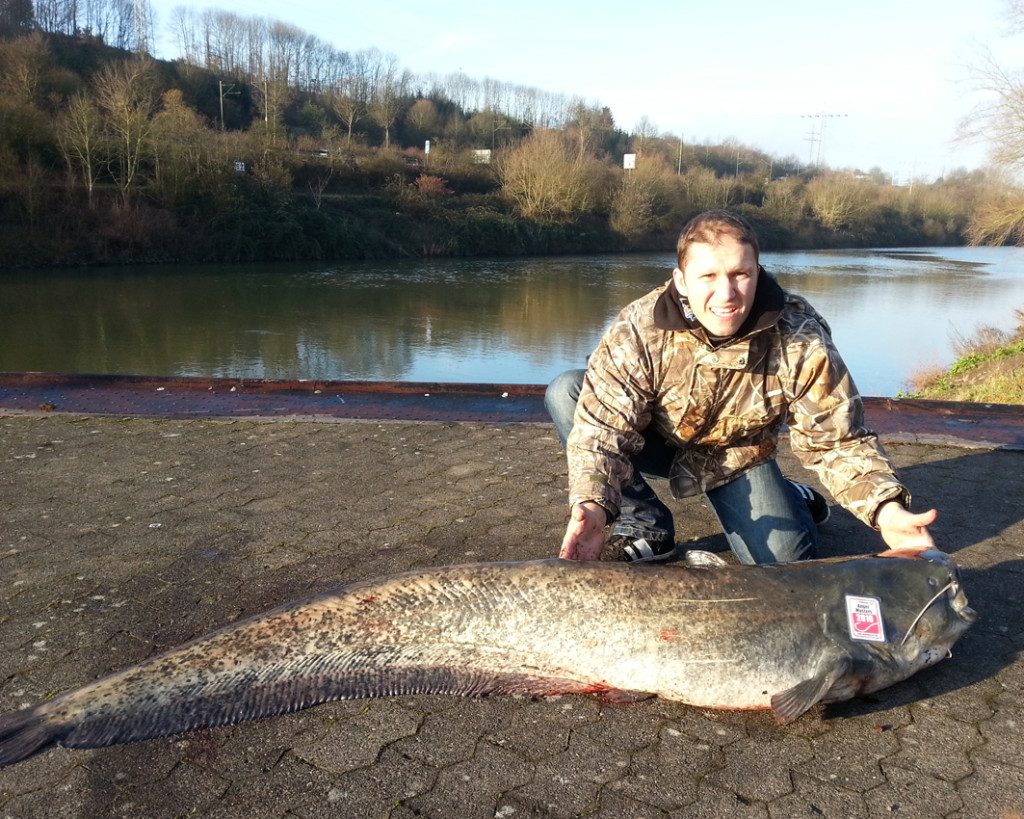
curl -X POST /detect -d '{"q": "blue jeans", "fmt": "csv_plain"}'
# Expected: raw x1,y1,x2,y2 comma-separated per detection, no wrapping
545,369,818,565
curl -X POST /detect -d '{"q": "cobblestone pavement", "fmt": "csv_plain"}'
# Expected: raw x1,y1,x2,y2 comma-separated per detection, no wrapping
0,414,1022,818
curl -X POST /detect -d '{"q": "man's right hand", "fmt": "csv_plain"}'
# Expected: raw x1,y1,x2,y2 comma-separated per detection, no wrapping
559,502,607,561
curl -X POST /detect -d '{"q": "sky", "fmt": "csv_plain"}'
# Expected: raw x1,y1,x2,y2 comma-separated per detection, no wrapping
145,0,1018,181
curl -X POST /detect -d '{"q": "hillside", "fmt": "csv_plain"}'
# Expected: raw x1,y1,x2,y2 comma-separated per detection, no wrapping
0,30,996,267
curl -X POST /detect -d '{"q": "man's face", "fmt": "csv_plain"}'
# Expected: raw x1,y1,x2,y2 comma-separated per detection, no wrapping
672,237,759,338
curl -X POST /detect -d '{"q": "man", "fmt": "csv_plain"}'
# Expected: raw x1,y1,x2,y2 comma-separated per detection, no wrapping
547,210,935,564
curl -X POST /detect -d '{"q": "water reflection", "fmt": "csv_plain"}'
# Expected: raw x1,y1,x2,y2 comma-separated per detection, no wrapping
769,247,1024,394
3,247,1024,396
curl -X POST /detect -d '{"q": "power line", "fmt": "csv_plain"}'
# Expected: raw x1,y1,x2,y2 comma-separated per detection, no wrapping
799,109,848,167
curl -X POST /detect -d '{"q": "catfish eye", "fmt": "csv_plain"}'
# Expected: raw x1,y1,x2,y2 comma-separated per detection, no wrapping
928,578,938,587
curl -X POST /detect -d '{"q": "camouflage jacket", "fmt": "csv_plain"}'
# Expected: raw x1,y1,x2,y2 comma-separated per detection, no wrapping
566,278,909,528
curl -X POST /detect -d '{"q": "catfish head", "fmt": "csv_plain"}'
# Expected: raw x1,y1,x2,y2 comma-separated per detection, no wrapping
833,549,976,695
886,548,977,664
772,549,977,722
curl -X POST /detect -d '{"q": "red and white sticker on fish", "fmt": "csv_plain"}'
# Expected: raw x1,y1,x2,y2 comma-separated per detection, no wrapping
845,595,887,643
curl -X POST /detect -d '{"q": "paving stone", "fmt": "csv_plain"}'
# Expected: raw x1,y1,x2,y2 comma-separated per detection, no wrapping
767,771,868,818
390,697,511,767
403,741,533,819
891,706,982,782
487,696,601,761
503,731,630,817
798,721,900,791
866,761,963,817
291,700,422,774
670,782,770,818
299,746,437,819
604,723,710,812
0,761,120,819
592,788,672,818
974,698,1024,768
704,731,813,802
946,756,1024,819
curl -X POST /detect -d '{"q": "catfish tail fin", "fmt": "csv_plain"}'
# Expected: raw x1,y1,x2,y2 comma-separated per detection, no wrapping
0,705,66,769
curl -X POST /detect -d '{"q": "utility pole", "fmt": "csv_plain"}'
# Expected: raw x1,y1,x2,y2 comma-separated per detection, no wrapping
799,108,848,167
219,81,238,131
131,0,153,54
802,117,820,167
132,0,144,53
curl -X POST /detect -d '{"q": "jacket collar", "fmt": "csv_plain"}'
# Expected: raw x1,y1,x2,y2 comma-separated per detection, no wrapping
653,266,785,346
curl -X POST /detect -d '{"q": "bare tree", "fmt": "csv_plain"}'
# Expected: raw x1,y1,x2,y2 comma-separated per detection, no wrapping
0,31,49,106
498,128,591,219
32,0,74,34
957,12,1024,242
1005,0,1024,31
0,0,35,34
125,0,154,53
566,101,614,161
207,9,247,74
762,176,806,228
467,108,513,149
965,174,1024,244
169,5,200,65
406,98,438,145
610,168,656,239
149,88,216,207
85,0,154,53
368,54,408,148
93,56,157,203
331,93,366,146
57,91,102,206
78,0,120,44
683,166,734,212
632,116,658,156
805,172,871,231
961,49,1024,171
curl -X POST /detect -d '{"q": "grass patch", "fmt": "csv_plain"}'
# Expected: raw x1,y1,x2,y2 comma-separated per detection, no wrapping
908,309,1024,403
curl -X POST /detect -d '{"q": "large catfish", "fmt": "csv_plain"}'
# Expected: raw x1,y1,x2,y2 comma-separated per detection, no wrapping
0,550,975,768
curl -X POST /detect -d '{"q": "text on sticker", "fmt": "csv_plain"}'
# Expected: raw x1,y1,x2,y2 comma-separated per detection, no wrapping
845,595,887,643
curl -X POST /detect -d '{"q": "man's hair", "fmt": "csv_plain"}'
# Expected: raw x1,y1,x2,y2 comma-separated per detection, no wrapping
676,210,760,269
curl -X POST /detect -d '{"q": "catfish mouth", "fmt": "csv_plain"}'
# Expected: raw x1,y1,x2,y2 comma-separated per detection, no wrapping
951,582,978,625
919,549,978,625
898,556,977,648
926,553,977,626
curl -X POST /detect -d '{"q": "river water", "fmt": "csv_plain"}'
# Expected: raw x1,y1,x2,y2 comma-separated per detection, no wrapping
3,246,1024,397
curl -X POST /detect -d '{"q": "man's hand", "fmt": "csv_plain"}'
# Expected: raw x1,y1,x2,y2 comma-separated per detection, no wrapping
559,502,607,561
876,501,937,557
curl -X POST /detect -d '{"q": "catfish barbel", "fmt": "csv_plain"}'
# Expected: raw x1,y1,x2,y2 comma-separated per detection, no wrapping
0,550,976,768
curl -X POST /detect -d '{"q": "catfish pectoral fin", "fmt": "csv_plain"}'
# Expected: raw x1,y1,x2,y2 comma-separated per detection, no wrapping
770,658,852,724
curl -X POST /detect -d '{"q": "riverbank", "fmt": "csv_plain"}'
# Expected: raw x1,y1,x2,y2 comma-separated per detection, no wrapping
909,309,1024,404
0,183,966,269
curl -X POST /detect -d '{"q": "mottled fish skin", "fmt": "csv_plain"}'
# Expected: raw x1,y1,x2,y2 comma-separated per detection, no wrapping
0,553,975,768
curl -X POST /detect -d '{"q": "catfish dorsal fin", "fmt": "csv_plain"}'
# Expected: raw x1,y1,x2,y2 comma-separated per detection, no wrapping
770,657,852,724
